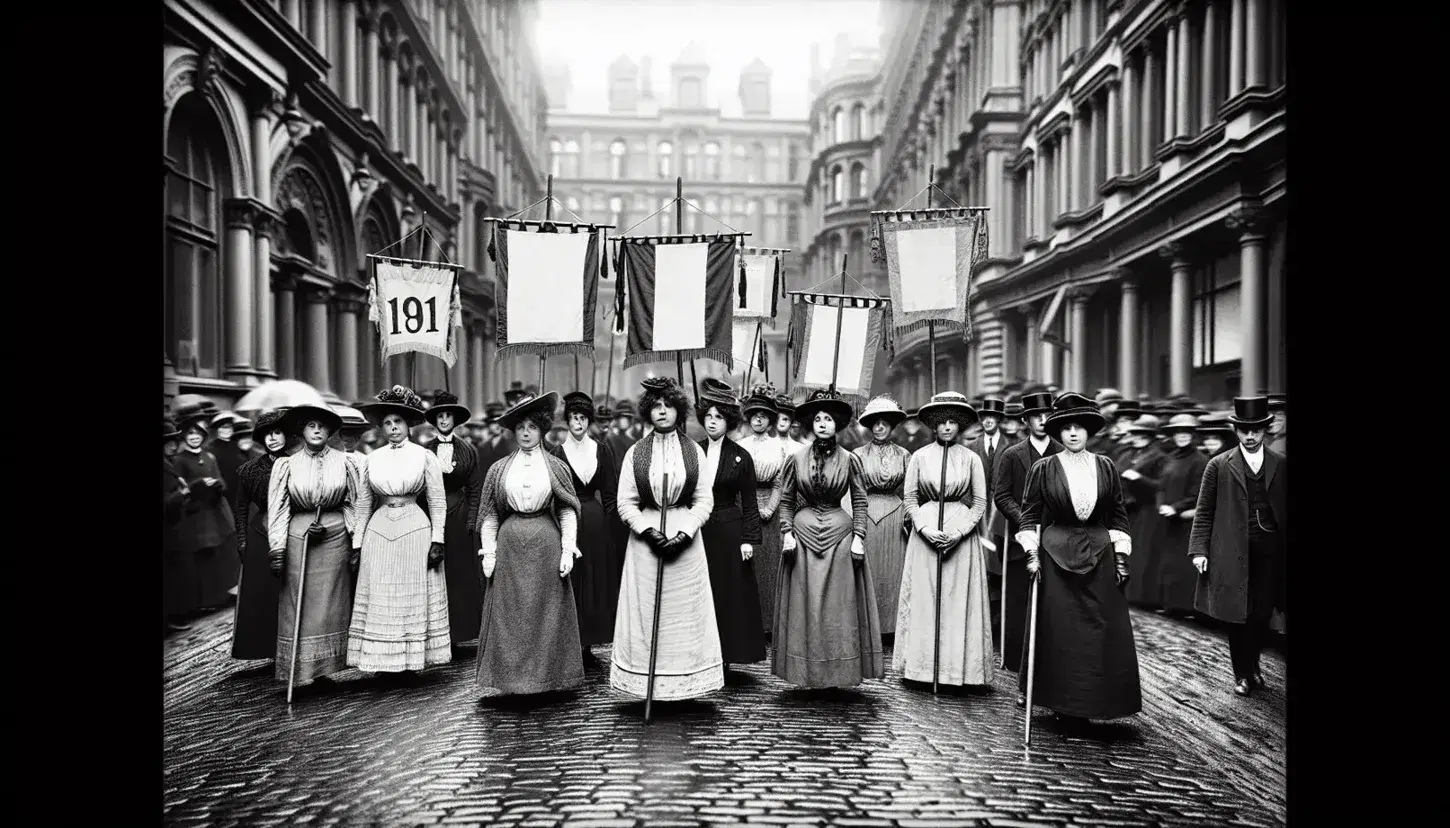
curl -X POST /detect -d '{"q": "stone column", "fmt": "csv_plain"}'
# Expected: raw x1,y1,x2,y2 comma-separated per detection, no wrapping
300,284,333,393
1106,79,1122,180
1229,0,1245,95
1056,137,1069,217
362,18,379,118
1022,305,1041,384
333,285,366,402
1228,207,1267,395
273,269,299,379
358,309,376,401
1176,9,1193,136
1141,44,1157,166
1245,0,1266,89
1067,287,1090,393
409,81,421,163
222,200,256,381
386,47,400,148
340,0,358,108
282,0,300,28
1071,108,1086,210
1161,242,1193,395
1027,162,1039,238
251,107,275,376
1116,273,1138,398
1162,21,1177,141
1202,0,1219,123
309,0,326,52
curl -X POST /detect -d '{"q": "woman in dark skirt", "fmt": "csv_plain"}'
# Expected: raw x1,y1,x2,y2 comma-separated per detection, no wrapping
228,411,291,660
163,418,196,631
1017,392,1141,731
1151,414,1209,615
173,415,239,612
548,391,621,663
695,379,767,667
475,392,587,696
423,391,485,650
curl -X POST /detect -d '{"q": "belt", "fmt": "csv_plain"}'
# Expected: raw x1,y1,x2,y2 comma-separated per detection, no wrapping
381,496,417,508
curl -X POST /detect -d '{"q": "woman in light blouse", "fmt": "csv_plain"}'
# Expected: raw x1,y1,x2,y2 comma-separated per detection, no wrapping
851,394,912,644
739,385,790,639
475,391,587,696
1016,392,1142,732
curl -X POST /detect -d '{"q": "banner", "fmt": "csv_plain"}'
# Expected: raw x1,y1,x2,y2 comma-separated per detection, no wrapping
617,236,736,370
368,260,462,366
787,292,889,409
489,222,602,360
731,319,759,374
876,208,989,340
734,246,786,326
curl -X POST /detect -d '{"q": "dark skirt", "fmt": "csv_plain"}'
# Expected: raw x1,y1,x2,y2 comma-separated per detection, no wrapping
163,531,197,620
573,494,621,647
1153,516,1198,613
701,513,767,664
475,512,585,696
992,551,1031,673
1018,550,1142,720
231,509,280,659
1124,506,1159,607
442,488,483,644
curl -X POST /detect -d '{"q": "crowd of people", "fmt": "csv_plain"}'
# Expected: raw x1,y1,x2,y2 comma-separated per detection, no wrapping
161,374,1286,725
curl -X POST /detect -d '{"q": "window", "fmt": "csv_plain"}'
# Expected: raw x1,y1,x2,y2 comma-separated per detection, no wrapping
852,103,867,140
851,162,868,200
732,144,747,180
704,142,720,180
684,144,699,179
765,144,781,181
609,139,627,179
830,165,845,203
746,199,759,236
549,138,562,177
565,196,580,214
785,202,800,241
609,195,625,229
704,197,719,226
848,231,864,271
1192,254,1243,368
832,106,846,144
659,195,673,233
787,144,802,180
563,140,579,177
657,141,672,178
165,96,227,378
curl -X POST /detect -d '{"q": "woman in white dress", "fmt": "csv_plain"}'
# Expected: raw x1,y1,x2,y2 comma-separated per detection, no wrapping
893,392,994,689
610,376,724,702
348,386,452,676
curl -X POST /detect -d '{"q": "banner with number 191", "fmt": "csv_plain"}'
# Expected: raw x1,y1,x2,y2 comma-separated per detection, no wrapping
368,260,462,367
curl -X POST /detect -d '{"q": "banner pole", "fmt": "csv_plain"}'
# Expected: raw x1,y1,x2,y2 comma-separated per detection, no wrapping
538,176,554,393
927,165,937,397
829,255,848,395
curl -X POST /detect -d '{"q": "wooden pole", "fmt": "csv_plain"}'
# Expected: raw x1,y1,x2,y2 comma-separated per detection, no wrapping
828,255,848,394
286,505,324,704
673,177,691,395
539,175,554,392
645,472,669,723
927,165,937,397
741,320,763,396
933,444,948,695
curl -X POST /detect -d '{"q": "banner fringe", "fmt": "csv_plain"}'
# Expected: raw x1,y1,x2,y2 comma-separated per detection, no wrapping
894,317,965,336
623,347,734,371
381,341,457,368
495,341,595,362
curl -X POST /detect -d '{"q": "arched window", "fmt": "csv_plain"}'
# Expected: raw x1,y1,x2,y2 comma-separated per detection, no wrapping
732,144,748,181
549,138,563,178
851,162,869,200
164,95,229,378
830,164,845,203
609,195,625,228
832,106,847,144
704,142,721,180
657,141,672,178
852,103,867,140
609,139,627,179
563,140,580,177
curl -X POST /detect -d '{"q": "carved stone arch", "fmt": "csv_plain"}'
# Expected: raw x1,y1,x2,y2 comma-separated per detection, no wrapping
355,180,402,256
272,138,355,280
162,46,252,198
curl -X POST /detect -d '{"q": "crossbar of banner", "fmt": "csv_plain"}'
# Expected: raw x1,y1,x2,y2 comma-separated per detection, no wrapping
366,253,466,270
869,206,992,217
611,232,752,244
481,217,616,232
786,290,892,305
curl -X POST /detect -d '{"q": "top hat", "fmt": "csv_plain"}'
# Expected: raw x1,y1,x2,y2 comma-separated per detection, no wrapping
773,393,797,418
1266,393,1287,411
1020,391,1054,416
251,410,290,444
497,390,560,430
857,394,907,430
978,397,1007,417
1162,413,1200,432
917,392,979,429
283,403,344,436
1095,388,1125,405
332,404,371,433
1044,392,1105,440
742,383,779,418
1124,414,1161,434
360,385,428,428
425,390,472,426
795,389,853,428
561,391,597,421
1003,402,1024,419
1228,396,1274,428
503,381,529,406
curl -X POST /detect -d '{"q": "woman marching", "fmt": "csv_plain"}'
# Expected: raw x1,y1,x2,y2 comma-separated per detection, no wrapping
695,379,767,670
229,411,290,661
1151,414,1209,617
851,395,912,645
894,393,994,689
474,391,588,696
173,410,239,614
349,386,452,678
1017,392,1142,733
739,385,790,639
266,403,365,688
610,377,724,703
773,389,885,689
421,391,486,652
548,391,621,666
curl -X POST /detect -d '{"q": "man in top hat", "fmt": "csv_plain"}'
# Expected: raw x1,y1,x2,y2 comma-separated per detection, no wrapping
1187,396,1287,697
990,390,1061,690
1266,393,1286,456
423,390,486,650
1000,401,1024,444
966,397,1010,602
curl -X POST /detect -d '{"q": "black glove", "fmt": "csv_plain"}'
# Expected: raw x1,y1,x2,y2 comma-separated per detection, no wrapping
428,542,445,569
306,521,326,539
350,549,361,567
1114,552,1130,591
660,532,690,558
269,550,285,576
640,528,668,550
236,541,246,562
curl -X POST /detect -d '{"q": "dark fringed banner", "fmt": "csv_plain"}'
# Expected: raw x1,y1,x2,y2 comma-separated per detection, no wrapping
618,235,738,371
488,219,602,362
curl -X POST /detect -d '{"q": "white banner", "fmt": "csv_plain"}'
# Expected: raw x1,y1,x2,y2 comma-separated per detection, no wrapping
731,319,759,373
799,304,870,390
651,242,709,352
736,254,775,318
505,229,590,343
893,226,959,312
369,261,462,366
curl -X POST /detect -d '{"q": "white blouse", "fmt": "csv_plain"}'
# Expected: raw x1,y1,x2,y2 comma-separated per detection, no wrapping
478,446,580,561
742,432,788,484
561,434,599,484
702,435,725,485
1013,448,1132,557
357,440,447,546
615,431,715,540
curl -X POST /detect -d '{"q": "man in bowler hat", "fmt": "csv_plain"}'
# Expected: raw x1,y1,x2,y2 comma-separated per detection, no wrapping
1187,397,1287,697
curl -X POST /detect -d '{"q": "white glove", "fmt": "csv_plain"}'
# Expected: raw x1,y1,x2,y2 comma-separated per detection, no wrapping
850,535,865,560
740,543,753,561
1192,555,1208,574
981,536,998,553
559,547,576,578
782,532,798,552
481,550,497,579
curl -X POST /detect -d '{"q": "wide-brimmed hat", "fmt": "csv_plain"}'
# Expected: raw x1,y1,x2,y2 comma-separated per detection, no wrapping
1124,414,1160,434
1045,392,1105,440
1267,393,1287,412
425,390,472,426
232,419,254,437
904,407,921,421
917,392,978,429
172,394,220,432
209,411,247,431
742,383,779,418
857,394,907,430
1112,400,1143,420
613,399,637,420
1095,388,1125,405
978,397,1007,418
1020,391,1054,416
795,388,853,428
283,403,344,436
251,410,289,443
163,417,181,441
360,385,427,428
503,381,529,406
594,403,614,421
1003,402,1024,420
332,404,371,433
498,391,560,430
773,393,798,418
1228,396,1274,428
696,378,741,424
1195,411,1235,433
1161,413,1200,432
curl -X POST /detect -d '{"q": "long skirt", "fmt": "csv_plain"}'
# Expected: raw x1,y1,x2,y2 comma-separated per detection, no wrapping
572,494,621,647
348,500,452,673
441,488,484,644
863,493,908,635
163,533,197,620
1153,516,1198,613
995,553,1031,673
231,507,280,659
893,501,994,686
773,504,885,688
179,501,239,610
1124,506,1160,607
273,509,353,684
475,512,585,695
701,512,767,664
753,489,783,635
610,504,725,701
1018,550,1142,720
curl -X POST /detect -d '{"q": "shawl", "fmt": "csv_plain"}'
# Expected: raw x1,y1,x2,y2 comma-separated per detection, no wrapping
631,429,701,511
475,449,582,532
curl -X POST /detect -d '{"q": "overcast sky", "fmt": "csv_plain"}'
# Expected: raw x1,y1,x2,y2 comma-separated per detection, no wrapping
536,0,882,119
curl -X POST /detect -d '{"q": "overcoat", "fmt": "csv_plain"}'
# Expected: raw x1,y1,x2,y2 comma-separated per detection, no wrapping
964,432,1009,567
1187,447,1288,623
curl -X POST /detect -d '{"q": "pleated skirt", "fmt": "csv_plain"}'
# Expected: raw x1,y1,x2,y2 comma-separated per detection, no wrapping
348,501,452,673
893,523,994,687
273,509,353,684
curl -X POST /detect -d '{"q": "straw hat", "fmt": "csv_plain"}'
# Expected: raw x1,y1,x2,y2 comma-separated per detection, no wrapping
857,394,907,430
917,392,978,429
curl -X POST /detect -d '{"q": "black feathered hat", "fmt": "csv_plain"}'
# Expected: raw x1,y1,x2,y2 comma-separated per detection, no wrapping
424,390,471,426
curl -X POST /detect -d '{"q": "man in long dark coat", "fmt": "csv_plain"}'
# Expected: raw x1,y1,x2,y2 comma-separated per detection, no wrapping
475,401,513,479
423,391,485,650
1187,396,1287,697
966,397,1010,644
990,391,1061,699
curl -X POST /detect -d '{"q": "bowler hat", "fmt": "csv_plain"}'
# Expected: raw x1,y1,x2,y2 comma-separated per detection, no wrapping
1020,391,1054,416
978,397,1006,417
857,394,907,430
795,389,853,429
1228,396,1273,428
1044,392,1105,440
917,392,979,429
1003,403,1024,420
425,390,472,426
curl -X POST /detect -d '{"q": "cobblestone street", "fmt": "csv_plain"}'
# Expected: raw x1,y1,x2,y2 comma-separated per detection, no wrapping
164,609,1284,827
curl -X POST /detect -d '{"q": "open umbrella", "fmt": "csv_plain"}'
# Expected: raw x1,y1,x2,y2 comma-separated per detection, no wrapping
234,380,326,414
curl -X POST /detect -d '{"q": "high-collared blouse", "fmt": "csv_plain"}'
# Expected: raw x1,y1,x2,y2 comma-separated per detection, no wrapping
477,445,580,560
561,434,599,485
616,430,715,539
854,439,910,496
354,439,448,546
1014,447,1132,559
267,445,364,553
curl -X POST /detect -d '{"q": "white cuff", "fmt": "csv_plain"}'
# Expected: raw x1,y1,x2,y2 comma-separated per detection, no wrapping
1109,529,1132,556
1014,529,1040,554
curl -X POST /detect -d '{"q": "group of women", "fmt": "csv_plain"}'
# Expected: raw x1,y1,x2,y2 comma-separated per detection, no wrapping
173,376,1146,732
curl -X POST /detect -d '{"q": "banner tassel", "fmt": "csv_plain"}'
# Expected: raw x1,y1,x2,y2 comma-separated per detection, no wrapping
613,252,627,335
738,256,748,310
770,256,781,318
487,224,497,263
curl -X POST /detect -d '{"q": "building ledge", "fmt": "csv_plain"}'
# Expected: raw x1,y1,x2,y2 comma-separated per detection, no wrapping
1054,202,1104,231
1022,235,1049,254
1220,84,1286,122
